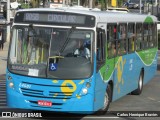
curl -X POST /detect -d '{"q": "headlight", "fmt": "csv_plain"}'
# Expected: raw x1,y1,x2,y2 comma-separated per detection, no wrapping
82,88,88,94
9,82,14,88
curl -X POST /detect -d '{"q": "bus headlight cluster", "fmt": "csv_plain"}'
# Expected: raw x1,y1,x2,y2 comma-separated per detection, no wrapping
80,81,91,95
7,76,14,88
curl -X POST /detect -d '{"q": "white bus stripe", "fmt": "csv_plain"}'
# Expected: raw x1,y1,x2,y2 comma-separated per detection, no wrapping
135,51,157,67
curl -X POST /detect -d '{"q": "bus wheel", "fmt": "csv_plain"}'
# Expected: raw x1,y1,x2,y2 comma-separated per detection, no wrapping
132,72,143,95
97,84,112,115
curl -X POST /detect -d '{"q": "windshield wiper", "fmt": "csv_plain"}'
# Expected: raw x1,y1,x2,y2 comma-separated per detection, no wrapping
47,26,76,74
59,26,76,54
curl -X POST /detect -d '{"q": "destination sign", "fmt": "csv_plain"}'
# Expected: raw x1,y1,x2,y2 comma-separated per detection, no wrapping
14,11,95,27
24,13,85,24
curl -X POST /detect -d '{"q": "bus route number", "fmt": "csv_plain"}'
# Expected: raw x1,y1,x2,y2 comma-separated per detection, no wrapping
25,13,39,21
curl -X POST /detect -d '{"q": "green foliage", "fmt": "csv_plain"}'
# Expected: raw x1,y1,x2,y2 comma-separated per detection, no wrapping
100,0,105,9
117,0,124,7
98,0,126,8
21,3,30,9
30,0,39,8
20,0,39,8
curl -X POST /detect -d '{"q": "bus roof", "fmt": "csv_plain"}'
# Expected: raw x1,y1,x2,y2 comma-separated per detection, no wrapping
17,7,157,24
158,23,160,30
106,7,129,13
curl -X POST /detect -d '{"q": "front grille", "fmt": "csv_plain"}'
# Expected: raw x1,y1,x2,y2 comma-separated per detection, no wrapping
22,82,73,87
19,81,80,110
20,81,74,99
21,88,73,99
21,88,43,96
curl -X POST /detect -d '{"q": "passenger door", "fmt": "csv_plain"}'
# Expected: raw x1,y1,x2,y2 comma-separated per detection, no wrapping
94,23,107,110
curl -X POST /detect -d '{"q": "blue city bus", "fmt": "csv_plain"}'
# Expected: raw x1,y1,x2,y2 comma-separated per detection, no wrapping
6,7,158,114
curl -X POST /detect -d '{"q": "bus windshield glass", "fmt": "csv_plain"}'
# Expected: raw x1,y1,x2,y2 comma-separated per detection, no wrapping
8,26,93,79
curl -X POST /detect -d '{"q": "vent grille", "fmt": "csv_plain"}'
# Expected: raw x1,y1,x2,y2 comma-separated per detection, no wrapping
21,87,73,99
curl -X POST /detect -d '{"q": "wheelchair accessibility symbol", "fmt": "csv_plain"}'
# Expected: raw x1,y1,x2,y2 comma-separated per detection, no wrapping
49,63,58,71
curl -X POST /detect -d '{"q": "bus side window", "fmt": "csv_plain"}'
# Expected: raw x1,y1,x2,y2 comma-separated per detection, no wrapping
136,23,142,50
108,41,116,58
117,24,127,55
107,24,117,58
153,23,157,47
143,23,149,49
128,23,135,53
148,24,153,47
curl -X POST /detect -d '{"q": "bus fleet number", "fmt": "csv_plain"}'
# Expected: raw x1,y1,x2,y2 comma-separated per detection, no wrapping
25,13,39,21
19,83,31,89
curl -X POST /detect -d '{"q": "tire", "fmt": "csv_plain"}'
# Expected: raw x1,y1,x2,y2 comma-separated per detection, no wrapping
96,84,112,115
132,71,143,95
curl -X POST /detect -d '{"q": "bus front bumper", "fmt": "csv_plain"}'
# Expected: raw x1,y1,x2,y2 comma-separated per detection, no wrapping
7,88,94,114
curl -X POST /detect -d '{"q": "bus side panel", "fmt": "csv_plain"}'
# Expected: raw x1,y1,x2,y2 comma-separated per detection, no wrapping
112,54,138,101
93,72,107,111
139,51,158,85
111,48,157,101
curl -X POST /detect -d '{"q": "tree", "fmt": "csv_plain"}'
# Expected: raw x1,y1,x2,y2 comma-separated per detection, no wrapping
92,0,96,8
117,0,124,7
81,0,86,6
43,0,46,7
30,0,40,8
100,0,107,10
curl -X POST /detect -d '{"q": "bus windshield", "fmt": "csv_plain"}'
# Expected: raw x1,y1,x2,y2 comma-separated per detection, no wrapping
8,26,93,79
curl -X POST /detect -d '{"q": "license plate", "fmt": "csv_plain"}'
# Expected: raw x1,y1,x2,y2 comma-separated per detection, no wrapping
38,100,52,107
